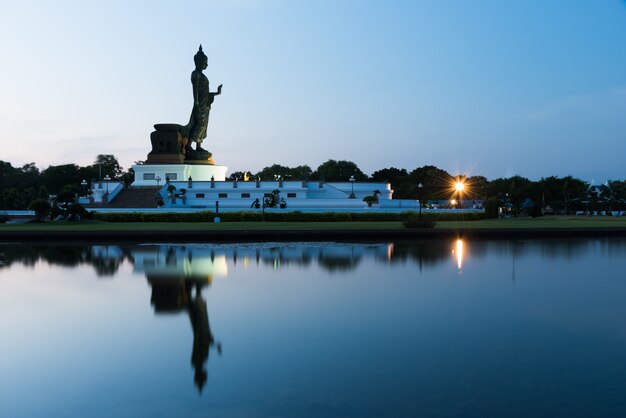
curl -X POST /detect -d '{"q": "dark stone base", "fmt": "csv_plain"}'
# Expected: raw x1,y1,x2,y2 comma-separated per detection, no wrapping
185,148,214,165
146,152,186,164
147,123,186,164
146,123,215,165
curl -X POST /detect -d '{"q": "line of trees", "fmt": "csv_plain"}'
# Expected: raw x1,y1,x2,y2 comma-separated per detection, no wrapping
1,156,625,213
0,155,129,209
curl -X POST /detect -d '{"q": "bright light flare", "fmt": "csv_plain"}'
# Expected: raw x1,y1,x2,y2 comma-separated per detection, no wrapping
455,182,465,192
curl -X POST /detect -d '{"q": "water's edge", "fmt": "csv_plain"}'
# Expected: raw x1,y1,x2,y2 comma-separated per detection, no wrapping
2,227,626,243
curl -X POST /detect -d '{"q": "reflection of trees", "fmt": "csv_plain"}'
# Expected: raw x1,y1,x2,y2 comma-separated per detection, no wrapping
87,256,122,277
476,238,626,261
390,240,454,268
316,254,362,272
0,244,127,277
4,240,626,278
0,245,39,268
147,276,220,393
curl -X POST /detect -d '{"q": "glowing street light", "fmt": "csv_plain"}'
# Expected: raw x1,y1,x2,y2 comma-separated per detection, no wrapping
349,175,356,199
418,182,424,220
454,179,466,209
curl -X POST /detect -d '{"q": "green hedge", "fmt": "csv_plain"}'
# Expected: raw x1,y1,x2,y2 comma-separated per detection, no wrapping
93,211,484,223
403,214,437,229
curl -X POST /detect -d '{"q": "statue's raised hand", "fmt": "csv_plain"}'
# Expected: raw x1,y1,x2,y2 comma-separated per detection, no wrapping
217,84,223,94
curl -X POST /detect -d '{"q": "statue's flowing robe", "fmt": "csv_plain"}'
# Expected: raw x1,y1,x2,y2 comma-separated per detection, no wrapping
181,70,214,145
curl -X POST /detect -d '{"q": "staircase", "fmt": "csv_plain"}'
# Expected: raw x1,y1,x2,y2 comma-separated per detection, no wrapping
106,187,160,208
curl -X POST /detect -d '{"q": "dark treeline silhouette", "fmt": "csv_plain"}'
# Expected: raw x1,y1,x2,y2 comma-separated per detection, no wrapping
2,157,625,212
0,154,130,209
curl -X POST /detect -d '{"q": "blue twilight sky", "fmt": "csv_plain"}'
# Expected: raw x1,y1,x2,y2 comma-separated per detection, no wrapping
1,0,625,181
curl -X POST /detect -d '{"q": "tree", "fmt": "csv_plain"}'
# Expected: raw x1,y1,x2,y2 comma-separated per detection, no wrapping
289,165,313,179
310,160,367,182
38,186,49,200
608,180,626,209
40,164,82,194
370,167,408,184
227,171,248,181
466,175,488,200
93,154,123,179
121,167,135,186
485,175,532,216
2,188,22,210
254,165,291,180
0,161,23,197
388,165,453,200
21,187,37,206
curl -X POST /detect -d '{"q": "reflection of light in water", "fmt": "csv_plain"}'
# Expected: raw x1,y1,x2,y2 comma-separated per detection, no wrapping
185,254,229,280
133,249,229,280
387,244,394,261
451,239,464,272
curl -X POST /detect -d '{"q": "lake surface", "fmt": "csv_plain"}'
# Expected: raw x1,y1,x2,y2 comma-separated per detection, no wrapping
1,238,626,418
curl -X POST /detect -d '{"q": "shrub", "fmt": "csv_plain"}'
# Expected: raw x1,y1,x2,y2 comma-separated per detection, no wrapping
402,214,436,229
91,210,484,223
363,196,378,207
28,199,51,221
67,203,92,220
527,205,542,218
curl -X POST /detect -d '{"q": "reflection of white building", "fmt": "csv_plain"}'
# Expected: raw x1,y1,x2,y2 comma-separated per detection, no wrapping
131,246,228,281
87,243,394,279
131,243,393,275
91,245,126,260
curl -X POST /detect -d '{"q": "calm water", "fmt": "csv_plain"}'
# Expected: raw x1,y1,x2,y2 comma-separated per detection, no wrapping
1,238,626,418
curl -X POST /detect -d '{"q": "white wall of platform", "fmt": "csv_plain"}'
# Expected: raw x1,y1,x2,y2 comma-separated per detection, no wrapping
154,179,420,210
132,164,228,186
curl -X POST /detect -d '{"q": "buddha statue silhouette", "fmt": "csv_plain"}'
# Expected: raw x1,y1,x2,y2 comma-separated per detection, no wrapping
180,45,222,162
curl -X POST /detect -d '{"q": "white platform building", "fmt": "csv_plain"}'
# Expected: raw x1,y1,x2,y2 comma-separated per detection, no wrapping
131,163,418,211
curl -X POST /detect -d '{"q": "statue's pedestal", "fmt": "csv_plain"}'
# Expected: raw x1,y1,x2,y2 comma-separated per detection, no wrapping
132,163,227,186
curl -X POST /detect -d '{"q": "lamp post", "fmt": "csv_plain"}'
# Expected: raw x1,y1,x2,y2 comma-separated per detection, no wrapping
104,174,111,193
81,179,87,197
418,182,424,220
103,175,111,204
349,175,356,199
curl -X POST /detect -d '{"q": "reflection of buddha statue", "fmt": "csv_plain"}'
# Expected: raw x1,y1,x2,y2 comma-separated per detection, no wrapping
180,45,222,162
187,283,221,391
147,276,221,393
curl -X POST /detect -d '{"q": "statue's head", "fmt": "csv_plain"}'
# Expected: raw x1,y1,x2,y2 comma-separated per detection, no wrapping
194,45,208,70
